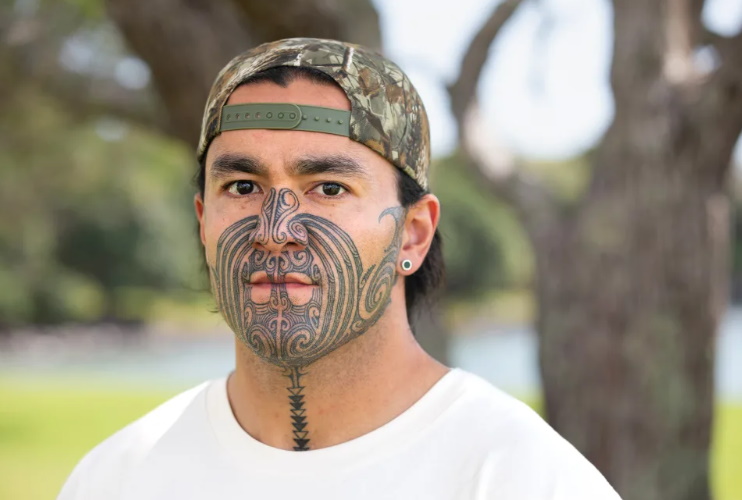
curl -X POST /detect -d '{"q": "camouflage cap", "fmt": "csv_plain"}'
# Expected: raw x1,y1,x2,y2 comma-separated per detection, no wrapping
197,37,431,190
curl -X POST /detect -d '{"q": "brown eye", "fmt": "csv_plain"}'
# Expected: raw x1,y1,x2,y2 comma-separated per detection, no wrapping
318,183,346,197
227,180,257,196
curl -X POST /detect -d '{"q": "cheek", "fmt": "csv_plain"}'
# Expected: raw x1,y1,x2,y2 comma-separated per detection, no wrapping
201,211,237,264
343,219,396,267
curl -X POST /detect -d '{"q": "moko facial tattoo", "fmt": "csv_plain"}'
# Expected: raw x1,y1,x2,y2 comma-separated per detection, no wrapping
211,187,404,368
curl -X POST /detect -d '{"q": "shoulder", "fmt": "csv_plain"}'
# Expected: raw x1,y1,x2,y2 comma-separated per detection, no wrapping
445,370,621,499
56,379,218,500
444,369,546,432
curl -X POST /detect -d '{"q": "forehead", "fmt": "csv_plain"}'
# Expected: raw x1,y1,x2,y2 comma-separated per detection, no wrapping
205,79,396,182
227,78,351,111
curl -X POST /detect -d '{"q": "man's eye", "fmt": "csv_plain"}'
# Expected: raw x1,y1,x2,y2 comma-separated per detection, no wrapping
314,183,346,197
227,180,257,196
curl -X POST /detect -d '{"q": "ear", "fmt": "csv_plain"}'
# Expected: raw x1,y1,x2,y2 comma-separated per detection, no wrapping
399,194,440,274
194,192,206,247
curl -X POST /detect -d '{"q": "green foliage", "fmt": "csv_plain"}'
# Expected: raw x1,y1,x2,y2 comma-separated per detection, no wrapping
432,153,533,302
53,0,106,21
0,88,205,328
522,155,592,205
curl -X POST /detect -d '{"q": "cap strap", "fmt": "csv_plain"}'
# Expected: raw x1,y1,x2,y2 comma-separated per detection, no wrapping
220,103,350,136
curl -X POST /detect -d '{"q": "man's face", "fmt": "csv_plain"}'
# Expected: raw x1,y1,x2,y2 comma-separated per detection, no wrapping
198,79,404,369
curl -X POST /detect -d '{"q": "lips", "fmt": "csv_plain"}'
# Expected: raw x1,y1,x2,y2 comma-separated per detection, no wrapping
248,271,316,286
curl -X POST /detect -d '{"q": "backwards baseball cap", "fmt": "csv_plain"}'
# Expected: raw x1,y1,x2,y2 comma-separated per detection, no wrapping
197,37,431,190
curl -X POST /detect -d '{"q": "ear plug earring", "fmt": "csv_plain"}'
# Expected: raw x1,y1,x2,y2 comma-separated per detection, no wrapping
401,259,413,272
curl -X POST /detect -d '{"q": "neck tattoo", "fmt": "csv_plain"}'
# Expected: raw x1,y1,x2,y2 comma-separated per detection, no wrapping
211,187,404,450
286,366,309,451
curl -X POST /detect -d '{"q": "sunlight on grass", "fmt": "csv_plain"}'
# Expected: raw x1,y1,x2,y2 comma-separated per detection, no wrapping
0,377,177,500
712,403,742,500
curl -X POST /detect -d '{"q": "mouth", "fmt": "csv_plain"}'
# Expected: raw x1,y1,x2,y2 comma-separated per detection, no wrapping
247,271,316,287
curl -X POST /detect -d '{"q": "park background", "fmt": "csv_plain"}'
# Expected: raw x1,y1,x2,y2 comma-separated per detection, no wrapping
1,0,741,499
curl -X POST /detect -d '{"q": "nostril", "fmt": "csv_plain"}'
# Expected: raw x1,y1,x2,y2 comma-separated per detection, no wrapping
287,220,309,246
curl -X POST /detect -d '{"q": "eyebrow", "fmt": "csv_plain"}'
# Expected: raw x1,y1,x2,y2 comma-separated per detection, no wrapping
209,153,268,179
291,155,370,181
209,152,370,182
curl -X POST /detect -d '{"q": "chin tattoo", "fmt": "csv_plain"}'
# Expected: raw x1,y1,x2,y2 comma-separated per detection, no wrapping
210,187,404,451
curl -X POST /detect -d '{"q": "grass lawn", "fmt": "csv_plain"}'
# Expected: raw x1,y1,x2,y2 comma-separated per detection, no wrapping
713,403,742,500
0,377,176,500
0,376,739,500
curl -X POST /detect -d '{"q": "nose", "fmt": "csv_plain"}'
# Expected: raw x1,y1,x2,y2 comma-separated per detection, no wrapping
252,188,309,252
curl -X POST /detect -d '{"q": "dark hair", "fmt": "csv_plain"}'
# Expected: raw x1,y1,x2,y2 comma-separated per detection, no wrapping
196,65,444,318
395,169,445,319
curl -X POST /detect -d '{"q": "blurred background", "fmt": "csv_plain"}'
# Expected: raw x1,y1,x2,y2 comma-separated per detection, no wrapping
1,0,741,499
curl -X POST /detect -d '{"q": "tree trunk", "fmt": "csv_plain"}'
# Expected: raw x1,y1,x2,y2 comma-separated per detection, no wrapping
534,3,742,497
537,163,729,500
449,1,742,499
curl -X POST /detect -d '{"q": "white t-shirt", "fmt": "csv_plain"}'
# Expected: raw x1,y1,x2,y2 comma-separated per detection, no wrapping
57,369,621,499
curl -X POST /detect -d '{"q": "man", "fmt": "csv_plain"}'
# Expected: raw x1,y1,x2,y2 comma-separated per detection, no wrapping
58,38,620,499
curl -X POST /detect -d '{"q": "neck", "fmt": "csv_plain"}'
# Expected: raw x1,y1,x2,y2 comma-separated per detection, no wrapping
226,306,448,451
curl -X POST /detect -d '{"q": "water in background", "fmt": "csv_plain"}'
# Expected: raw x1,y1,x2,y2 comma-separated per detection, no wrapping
451,307,742,400
1,308,740,402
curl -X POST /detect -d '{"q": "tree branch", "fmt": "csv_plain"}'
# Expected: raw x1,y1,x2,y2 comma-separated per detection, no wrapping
608,1,665,107
694,30,742,178
3,49,167,135
714,30,742,65
700,26,725,48
689,0,708,46
1,6,169,135
106,0,255,147
447,0,559,242
231,0,381,52
448,0,525,124
459,105,563,247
